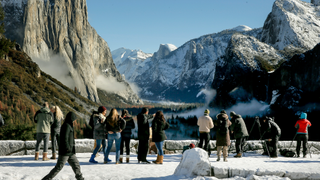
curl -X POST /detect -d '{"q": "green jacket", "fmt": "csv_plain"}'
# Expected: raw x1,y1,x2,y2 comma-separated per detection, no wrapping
34,107,53,133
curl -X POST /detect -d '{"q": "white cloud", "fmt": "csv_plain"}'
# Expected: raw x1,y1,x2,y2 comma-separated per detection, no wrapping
95,75,127,93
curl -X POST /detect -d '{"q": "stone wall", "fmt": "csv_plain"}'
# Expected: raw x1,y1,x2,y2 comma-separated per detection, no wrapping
0,139,319,156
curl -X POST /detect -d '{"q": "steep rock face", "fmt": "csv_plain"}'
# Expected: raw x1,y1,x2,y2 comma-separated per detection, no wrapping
211,33,283,107
260,0,320,50
2,0,141,104
270,43,320,109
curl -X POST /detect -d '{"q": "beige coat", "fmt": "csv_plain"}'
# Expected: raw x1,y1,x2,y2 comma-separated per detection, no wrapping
197,115,214,133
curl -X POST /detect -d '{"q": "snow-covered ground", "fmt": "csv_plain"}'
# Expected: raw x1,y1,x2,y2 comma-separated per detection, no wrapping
1,151,319,180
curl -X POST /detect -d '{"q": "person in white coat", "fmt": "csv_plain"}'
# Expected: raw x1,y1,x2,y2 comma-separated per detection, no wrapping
197,109,214,156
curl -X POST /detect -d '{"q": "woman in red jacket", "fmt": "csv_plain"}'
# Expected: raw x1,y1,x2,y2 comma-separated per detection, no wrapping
295,112,312,158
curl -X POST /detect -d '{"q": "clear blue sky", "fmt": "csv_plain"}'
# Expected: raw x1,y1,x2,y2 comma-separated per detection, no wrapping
87,0,309,54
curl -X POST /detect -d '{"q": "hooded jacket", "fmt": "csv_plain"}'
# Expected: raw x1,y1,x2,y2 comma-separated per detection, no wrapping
295,113,312,134
230,114,249,139
121,116,135,138
59,112,77,156
34,107,53,133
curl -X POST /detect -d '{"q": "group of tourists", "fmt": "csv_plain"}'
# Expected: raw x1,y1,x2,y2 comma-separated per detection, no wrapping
32,102,170,180
197,109,312,161
5,101,311,180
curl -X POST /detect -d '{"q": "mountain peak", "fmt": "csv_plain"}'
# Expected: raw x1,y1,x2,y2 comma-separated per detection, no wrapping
230,25,252,32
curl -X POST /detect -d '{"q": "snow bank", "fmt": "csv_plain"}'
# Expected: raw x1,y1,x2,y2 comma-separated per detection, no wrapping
174,148,211,177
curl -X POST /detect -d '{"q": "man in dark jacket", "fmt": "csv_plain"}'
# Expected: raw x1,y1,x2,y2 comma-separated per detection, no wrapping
261,116,281,158
0,113,4,127
42,112,84,180
137,108,155,164
230,111,248,158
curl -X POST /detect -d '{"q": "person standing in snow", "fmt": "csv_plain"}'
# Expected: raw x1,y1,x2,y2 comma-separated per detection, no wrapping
119,109,135,163
197,109,214,156
230,111,248,158
152,110,170,164
295,112,312,158
89,106,108,164
34,102,53,161
105,108,126,164
215,110,232,162
0,113,4,127
49,106,64,160
42,112,84,180
260,116,281,158
137,107,155,164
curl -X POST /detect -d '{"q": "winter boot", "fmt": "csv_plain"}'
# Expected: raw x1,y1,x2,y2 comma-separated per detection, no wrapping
35,152,39,160
89,154,98,163
126,155,130,163
119,155,123,163
42,152,49,161
234,153,242,158
153,154,160,164
216,156,220,161
50,153,56,160
154,155,163,164
223,157,228,162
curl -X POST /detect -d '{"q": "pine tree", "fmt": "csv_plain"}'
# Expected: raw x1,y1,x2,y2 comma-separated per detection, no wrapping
0,2,4,34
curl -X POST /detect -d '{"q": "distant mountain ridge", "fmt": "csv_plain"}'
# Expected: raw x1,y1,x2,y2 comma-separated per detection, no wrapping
112,0,320,107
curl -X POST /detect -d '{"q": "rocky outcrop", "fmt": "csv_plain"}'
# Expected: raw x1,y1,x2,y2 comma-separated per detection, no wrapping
269,43,320,109
1,0,141,104
211,33,284,107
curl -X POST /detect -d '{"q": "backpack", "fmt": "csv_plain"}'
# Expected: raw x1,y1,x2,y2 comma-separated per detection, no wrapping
217,119,228,135
279,149,296,157
89,111,99,129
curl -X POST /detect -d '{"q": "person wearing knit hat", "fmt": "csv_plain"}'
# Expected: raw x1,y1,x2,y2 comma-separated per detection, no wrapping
230,111,248,158
89,106,108,163
295,112,312,158
98,106,107,113
198,109,214,157
42,112,84,180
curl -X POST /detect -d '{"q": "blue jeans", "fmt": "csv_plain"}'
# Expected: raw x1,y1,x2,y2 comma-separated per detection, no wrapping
105,133,121,162
155,141,164,156
92,139,106,161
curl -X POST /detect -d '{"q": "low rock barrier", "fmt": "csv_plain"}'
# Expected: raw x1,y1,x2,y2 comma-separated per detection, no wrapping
0,139,319,156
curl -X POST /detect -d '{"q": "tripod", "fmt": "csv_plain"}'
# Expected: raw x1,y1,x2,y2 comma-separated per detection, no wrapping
249,117,270,157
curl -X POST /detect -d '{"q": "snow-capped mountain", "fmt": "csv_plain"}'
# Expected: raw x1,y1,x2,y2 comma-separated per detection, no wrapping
260,0,320,50
112,0,320,105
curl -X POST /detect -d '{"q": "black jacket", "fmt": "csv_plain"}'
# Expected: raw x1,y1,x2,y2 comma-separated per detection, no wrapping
261,120,281,139
152,118,170,142
105,116,126,133
0,114,4,127
51,112,62,134
230,114,249,139
59,112,77,156
121,116,135,138
137,113,154,140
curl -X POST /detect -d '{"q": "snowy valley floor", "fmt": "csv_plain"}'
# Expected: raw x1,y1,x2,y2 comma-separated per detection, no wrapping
0,152,320,180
